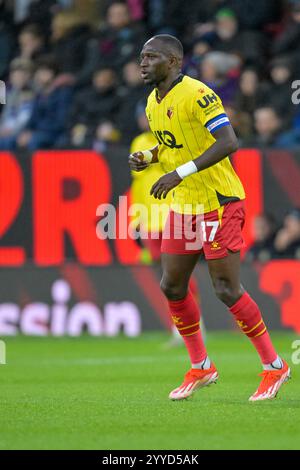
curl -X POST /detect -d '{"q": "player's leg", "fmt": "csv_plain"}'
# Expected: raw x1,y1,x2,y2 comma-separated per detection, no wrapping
165,271,206,348
161,252,218,399
141,234,181,345
143,233,205,346
188,273,206,343
207,251,290,401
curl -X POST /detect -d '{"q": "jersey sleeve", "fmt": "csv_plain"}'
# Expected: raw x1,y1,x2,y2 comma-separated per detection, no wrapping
192,88,230,134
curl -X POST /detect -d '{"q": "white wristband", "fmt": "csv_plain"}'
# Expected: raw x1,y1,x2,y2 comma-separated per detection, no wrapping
141,150,153,163
175,161,198,179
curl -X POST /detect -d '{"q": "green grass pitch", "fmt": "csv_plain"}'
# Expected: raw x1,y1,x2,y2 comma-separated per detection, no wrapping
0,332,299,450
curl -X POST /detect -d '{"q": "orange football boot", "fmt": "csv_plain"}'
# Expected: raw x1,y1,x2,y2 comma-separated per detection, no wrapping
249,359,291,402
169,364,218,400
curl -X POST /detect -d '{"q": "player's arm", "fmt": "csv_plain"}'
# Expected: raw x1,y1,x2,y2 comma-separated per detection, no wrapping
193,125,238,172
150,125,238,199
128,144,159,172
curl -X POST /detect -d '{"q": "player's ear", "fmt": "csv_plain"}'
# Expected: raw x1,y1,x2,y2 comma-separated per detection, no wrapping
169,55,178,68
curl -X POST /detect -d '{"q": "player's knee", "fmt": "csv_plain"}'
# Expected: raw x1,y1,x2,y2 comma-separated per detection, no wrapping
214,279,241,306
160,278,187,301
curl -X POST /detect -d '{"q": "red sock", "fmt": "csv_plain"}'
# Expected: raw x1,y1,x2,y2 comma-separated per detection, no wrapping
168,291,207,364
229,292,277,364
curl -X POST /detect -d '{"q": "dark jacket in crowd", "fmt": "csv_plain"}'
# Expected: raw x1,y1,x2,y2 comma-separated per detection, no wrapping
226,0,283,29
25,85,73,141
273,239,300,260
212,30,267,67
245,234,277,263
272,20,300,57
0,18,15,78
258,82,296,120
67,86,121,137
87,23,147,71
51,24,92,76
117,84,148,143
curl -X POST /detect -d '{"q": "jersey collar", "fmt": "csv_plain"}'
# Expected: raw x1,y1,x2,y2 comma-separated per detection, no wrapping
155,74,184,103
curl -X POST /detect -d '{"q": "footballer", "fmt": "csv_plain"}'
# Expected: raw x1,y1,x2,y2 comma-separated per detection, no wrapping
129,35,290,401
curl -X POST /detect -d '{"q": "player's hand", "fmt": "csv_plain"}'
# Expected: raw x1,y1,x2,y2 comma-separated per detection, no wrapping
128,152,150,172
150,171,182,199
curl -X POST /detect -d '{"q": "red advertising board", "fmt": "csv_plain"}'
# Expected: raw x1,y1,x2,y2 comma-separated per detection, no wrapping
0,148,300,334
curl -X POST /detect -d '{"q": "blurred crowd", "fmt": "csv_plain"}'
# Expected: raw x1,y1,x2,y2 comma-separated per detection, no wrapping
246,208,300,261
1,0,300,152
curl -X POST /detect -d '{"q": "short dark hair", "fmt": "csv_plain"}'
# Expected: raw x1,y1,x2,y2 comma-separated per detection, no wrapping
35,55,59,75
20,23,44,39
152,34,184,60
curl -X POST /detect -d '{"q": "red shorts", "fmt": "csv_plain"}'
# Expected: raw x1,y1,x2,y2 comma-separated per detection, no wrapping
161,200,245,259
141,235,162,262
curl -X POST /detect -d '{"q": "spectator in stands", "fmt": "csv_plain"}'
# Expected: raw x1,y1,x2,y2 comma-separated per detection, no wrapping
253,107,281,147
146,0,202,36
259,56,296,120
274,208,300,259
86,2,146,72
117,60,148,144
183,39,212,79
0,58,34,150
1,0,298,154
272,1,300,76
227,0,283,30
224,104,253,143
50,10,93,88
251,106,300,148
0,2,15,78
245,213,277,262
17,24,47,62
234,68,263,116
93,120,121,153
16,55,73,151
199,51,240,105
211,8,267,67
67,67,120,148
16,0,59,34
126,0,145,22
250,107,286,147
